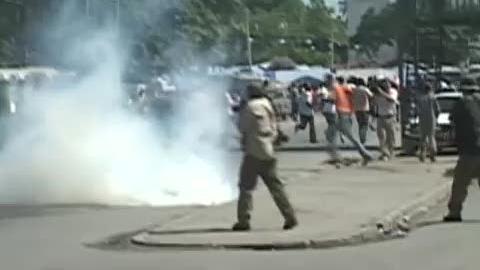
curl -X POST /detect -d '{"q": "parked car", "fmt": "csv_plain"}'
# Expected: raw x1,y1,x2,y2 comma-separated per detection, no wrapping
428,66,464,87
403,92,462,155
469,64,480,74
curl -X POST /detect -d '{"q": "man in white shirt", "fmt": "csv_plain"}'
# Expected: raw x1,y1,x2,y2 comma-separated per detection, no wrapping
352,78,373,144
295,84,317,143
374,79,399,160
320,78,339,160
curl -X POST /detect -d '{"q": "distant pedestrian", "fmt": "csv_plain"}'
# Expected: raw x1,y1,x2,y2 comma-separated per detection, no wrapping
288,86,299,121
311,86,321,112
416,82,440,163
263,80,289,146
331,76,374,164
352,78,373,144
444,78,480,222
295,84,317,143
233,82,298,231
373,79,399,161
321,76,339,160
347,76,357,91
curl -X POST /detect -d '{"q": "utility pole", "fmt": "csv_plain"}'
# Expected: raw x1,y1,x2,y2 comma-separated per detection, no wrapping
115,0,120,28
414,29,419,79
330,30,335,71
467,37,471,69
246,8,253,70
85,0,90,18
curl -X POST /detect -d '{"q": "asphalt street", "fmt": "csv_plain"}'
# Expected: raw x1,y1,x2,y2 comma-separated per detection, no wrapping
0,153,478,270
0,192,478,270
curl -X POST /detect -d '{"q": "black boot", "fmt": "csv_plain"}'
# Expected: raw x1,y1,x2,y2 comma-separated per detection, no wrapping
443,215,462,223
232,222,251,231
283,219,299,230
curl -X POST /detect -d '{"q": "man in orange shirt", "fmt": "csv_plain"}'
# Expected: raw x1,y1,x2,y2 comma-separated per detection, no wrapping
330,77,374,164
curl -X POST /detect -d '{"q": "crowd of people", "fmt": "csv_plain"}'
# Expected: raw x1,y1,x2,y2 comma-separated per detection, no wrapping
2,67,480,228
288,74,400,164
234,74,480,230
231,76,400,231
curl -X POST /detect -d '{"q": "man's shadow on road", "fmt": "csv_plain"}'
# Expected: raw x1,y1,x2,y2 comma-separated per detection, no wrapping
416,219,480,229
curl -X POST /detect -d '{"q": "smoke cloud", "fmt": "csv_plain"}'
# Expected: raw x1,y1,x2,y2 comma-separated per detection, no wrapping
0,1,236,206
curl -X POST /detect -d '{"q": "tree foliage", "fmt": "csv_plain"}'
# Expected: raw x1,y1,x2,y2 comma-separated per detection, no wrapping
0,0,347,68
353,0,480,65
0,1,22,65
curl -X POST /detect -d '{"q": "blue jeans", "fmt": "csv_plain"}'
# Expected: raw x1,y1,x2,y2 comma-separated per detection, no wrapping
329,113,373,160
324,113,338,158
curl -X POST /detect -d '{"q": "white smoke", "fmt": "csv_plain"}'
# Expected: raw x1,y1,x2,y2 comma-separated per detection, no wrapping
0,3,236,206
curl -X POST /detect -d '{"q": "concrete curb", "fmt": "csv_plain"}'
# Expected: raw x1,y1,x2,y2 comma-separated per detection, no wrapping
129,183,451,250
375,181,452,232
130,228,405,251
128,177,452,251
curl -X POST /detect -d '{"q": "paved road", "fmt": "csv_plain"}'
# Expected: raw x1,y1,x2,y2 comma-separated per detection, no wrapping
1,190,479,270
134,155,454,248
0,151,478,270
0,152,472,270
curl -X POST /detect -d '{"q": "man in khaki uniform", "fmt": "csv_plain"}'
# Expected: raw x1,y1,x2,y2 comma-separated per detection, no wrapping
233,83,298,231
416,83,440,163
444,78,480,222
374,79,398,161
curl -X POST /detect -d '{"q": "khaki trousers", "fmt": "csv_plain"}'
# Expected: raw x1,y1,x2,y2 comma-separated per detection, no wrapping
377,116,396,158
419,131,437,160
237,155,297,225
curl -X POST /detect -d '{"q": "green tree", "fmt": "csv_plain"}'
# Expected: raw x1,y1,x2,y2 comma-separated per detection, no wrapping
151,0,347,67
0,0,347,68
353,0,480,65
245,0,347,65
0,0,23,65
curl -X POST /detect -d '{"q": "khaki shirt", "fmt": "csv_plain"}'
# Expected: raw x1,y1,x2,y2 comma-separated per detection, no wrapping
238,97,278,160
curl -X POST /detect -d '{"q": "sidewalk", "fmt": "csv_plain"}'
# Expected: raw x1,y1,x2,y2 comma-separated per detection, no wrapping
131,156,456,249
